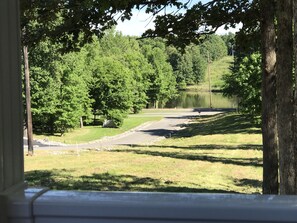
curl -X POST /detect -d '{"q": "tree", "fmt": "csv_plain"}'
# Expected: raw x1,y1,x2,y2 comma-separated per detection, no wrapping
89,56,134,127
123,47,152,113
20,0,184,153
143,1,254,47
221,32,235,56
23,45,34,155
294,0,297,195
222,0,296,195
55,50,93,133
276,0,295,194
29,40,93,134
188,44,207,84
200,35,227,62
166,45,187,90
20,0,184,50
140,38,177,108
84,34,136,127
143,0,280,194
166,43,207,88
99,30,152,113
223,53,261,118
28,40,61,134
83,31,155,124
260,0,278,194
174,44,207,86
176,49,194,85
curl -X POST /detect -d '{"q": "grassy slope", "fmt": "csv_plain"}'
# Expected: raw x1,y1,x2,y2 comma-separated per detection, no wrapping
25,113,262,194
34,116,162,144
189,56,233,92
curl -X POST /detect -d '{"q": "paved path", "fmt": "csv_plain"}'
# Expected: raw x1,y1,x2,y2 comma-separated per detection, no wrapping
24,109,228,150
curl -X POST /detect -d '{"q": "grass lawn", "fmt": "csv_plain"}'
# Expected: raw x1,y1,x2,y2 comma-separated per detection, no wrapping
25,112,263,194
33,116,162,144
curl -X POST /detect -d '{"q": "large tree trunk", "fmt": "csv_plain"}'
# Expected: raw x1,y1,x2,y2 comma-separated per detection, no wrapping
276,0,295,194
293,0,297,194
260,0,279,194
23,45,34,156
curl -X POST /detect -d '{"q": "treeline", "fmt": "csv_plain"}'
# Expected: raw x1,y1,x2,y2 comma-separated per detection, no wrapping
27,30,227,133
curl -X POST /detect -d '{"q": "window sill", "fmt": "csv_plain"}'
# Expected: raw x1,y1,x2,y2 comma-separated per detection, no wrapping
6,187,297,223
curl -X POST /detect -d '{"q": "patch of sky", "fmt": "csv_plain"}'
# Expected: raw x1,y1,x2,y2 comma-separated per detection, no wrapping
116,0,241,37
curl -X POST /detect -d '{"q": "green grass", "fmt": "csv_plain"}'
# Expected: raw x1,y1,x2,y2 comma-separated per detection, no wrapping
34,116,162,144
189,56,233,91
25,112,263,194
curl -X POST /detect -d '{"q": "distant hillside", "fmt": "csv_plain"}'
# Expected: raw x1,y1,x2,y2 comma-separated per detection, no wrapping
188,56,234,92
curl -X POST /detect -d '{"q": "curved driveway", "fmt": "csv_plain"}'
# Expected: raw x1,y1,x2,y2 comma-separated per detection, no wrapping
24,109,227,150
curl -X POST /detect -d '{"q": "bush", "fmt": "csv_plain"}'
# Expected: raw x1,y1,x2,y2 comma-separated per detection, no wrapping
106,110,125,128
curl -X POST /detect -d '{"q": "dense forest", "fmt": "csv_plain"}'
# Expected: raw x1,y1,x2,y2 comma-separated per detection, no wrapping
26,30,228,133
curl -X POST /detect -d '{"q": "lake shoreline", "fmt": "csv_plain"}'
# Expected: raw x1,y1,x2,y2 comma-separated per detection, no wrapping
164,90,237,109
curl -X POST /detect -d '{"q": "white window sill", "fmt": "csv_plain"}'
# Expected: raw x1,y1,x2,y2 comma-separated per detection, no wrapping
6,187,297,223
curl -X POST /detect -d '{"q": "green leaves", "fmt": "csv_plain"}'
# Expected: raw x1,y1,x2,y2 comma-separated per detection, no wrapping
21,0,184,50
223,53,261,119
166,35,226,88
90,56,133,119
139,38,177,108
28,40,93,133
87,32,151,126
200,35,228,62
27,25,231,133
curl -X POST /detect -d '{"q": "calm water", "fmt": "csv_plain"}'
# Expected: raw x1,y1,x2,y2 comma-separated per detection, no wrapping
165,91,237,109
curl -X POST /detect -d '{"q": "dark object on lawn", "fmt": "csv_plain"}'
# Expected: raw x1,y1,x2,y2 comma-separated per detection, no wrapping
103,119,117,128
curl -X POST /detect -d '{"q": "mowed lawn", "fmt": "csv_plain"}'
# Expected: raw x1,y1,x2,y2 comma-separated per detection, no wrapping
25,113,263,194
34,116,162,144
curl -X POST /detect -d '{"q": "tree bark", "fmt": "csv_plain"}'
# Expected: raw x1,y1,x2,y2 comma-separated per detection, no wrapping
207,51,212,109
276,0,295,194
293,0,297,194
23,45,34,156
260,0,279,194
80,116,84,128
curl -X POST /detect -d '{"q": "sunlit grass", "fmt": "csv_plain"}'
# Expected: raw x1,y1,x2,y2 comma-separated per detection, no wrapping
34,116,162,144
26,113,263,194
190,56,233,91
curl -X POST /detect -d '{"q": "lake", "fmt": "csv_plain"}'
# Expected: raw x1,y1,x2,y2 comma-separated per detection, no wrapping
164,91,237,109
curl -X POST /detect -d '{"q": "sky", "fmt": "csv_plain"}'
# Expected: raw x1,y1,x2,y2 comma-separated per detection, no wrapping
116,0,241,36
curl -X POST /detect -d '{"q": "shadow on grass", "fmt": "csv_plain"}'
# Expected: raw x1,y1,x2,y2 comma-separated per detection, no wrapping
175,113,261,138
234,178,262,189
25,170,237,193
134,113,260,139
120,144,262,151
110,149,262,167
139,129,176,137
